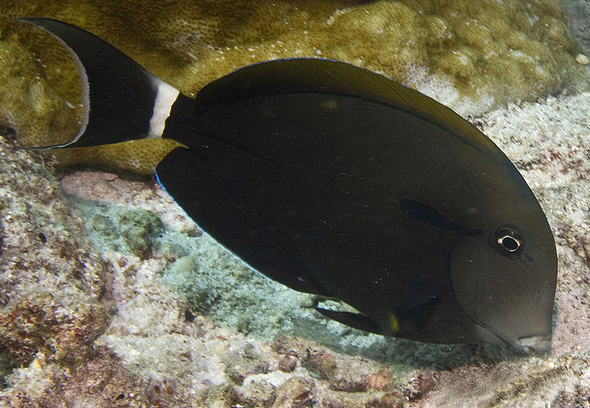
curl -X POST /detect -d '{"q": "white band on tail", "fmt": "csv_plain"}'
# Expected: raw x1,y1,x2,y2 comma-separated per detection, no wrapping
148,80,180,138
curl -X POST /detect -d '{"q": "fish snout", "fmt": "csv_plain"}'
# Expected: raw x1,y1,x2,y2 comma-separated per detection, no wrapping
514,333,552,354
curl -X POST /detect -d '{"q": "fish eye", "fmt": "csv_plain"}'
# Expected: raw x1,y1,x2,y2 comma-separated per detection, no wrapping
492,225,525,257
498,235,520,252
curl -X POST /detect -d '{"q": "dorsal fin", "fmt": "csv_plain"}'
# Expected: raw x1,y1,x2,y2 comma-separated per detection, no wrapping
191,58,501,158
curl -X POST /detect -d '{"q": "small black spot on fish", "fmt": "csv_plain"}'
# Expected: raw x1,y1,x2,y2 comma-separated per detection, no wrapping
38,232,47,244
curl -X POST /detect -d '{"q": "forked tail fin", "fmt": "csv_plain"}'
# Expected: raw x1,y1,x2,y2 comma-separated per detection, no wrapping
18,18,180,148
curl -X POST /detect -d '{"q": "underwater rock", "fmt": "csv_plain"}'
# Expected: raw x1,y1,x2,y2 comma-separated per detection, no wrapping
1,2,590,407
273,336,396,393
95,208,164,258
3,90,588,407
0,293,109,367
224,342,271,386
0,135,112,377
236,379,277,407
271,377,315,408
0,345,152,408
203,384,241,408
0,135,116,404
563,0,590,51
0,0,588,171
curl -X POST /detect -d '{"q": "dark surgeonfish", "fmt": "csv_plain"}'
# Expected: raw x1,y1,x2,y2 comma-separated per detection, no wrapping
19,18,558,353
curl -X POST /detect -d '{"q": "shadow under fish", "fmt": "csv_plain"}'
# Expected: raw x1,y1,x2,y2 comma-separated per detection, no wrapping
17,18,558,354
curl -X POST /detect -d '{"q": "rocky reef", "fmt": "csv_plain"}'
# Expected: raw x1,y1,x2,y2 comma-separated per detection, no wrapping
1,1,590,407
2,90,590,406
0,137,112,388
564,0,590,52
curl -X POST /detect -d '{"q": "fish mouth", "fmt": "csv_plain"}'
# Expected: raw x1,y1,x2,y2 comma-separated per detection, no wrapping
476,325,552,354
513,334,552,354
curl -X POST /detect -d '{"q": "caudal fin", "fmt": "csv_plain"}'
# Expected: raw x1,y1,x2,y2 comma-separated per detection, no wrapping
19,18,179,148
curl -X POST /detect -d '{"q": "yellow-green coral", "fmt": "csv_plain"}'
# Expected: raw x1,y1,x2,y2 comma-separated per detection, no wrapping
50,140,184,174
0,0,587,172
0,36,81,148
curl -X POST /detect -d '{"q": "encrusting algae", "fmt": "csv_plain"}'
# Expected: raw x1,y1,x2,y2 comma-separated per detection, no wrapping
0,0,588,172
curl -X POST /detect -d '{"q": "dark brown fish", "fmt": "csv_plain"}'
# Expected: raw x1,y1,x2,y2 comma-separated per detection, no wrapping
19,18,557,353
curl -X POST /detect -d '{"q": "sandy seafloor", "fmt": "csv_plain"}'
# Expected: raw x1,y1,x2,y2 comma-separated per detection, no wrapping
0,89,590,407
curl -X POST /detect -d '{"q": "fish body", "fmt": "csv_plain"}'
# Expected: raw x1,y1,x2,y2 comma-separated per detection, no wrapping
19,18,558,353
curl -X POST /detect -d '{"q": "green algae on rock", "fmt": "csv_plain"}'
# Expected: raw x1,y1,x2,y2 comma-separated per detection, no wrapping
73,200,165,259
0,36,81,149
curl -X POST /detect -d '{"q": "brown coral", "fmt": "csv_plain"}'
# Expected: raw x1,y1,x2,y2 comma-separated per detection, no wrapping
0,293,109,366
